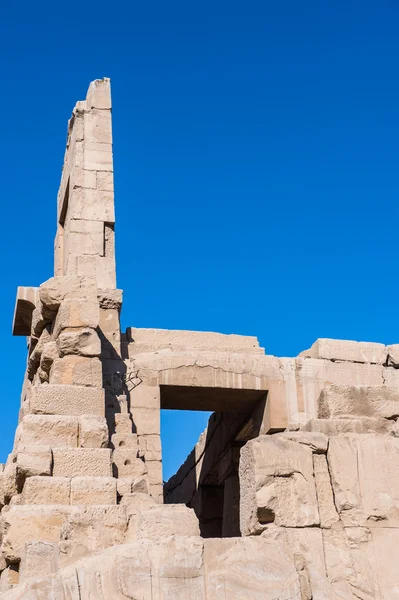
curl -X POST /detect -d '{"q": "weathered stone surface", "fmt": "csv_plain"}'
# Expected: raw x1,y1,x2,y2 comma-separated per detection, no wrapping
301,338,387,364
57,327,101,357
112,449,147,478
22,476,71,505
70,476,116,505
16,445,52,479
126,503,199,541
0,566,19,592
204,537,300,599
1,505,73,562
318,384,399,419
78,415,108,448
240,435,320,534
313,454,339,528
302,416,395,436
53,297,99,339
52,448,112,477
277,430,328,453
39,341,59,373
50,356,102,387
20,414,78,448
19,541,59,582
327,435,399,526
39,276,89,311
30,384,104,416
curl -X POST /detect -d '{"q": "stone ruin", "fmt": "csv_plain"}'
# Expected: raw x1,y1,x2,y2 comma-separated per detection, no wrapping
1,79,399,599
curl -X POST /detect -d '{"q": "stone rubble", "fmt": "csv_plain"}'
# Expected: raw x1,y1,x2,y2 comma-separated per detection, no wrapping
2,78,399,598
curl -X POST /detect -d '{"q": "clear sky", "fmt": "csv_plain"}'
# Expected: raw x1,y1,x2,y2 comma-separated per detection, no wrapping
1,1,399,480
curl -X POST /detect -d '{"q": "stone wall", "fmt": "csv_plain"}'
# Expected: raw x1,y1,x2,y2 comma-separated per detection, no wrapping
2,79,399,598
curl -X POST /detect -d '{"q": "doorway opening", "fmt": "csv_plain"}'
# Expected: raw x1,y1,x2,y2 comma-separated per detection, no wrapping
161,385,266,537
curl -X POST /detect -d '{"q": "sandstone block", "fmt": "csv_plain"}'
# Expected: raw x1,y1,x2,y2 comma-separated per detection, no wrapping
30,384,104,416
67,231,104,257
22,476,71,505
70,187,115,222
19,541,59,582
109,413,134,434
1,505,72,562
20,414,78,448
302,416,394,436
96,171,114,192
52,448,112,477
138,434,161,461
50,356,102,387
126,503,199,541
240,435,320,535
84,109,112,144
313,454,339,528
60,505,127,557
116,476,149,497
3,460,18,502
17,446,52,479
112,449,146,478
111,433,138,450
97,288,122,309
86,78,112,110
79,415,108,448
328,435,399,526
53,297,99,339
276,430,328,453
130,384,160,409
39,276,87,311
204,537,300,599
96,256,117,289
301,338,386,364
132,408,160,435
318,384,399,419
145,460,162,486
387,344,399,367
70,476,116,505
40,341,59,373
57,327,101,357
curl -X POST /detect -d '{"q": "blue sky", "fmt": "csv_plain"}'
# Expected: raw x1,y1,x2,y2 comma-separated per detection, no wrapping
1,1,399,479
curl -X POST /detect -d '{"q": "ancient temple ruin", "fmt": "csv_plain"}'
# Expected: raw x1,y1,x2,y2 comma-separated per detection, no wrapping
1,78,399,598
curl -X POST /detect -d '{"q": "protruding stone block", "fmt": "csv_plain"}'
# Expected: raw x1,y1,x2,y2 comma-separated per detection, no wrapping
127,503,199,541
22,476,71,505
49,356,102,388
52,448,112,477
16,446,52,479
12,286,39,336
111,433,138,450
301,338,386,364
70,476,117,505
57,327,101,357
240,435,320,535
39,276,90,312
53,297,99,339
30,384,104,416
318,384,399,419
39,341,59,373
1,505,72,563
20,415,78,448
112,450,146,478
79,415,108,448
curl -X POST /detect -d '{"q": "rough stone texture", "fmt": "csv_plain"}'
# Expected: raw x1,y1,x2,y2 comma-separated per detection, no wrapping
22,476,71,505
6,78,399,599
19,414,79,448
301,337,387,364
70,476,117,505
29,384,104,416
240,435,320,534
78,415,108,448
57,327,101,357
52,448,112,477
49,356,102,387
